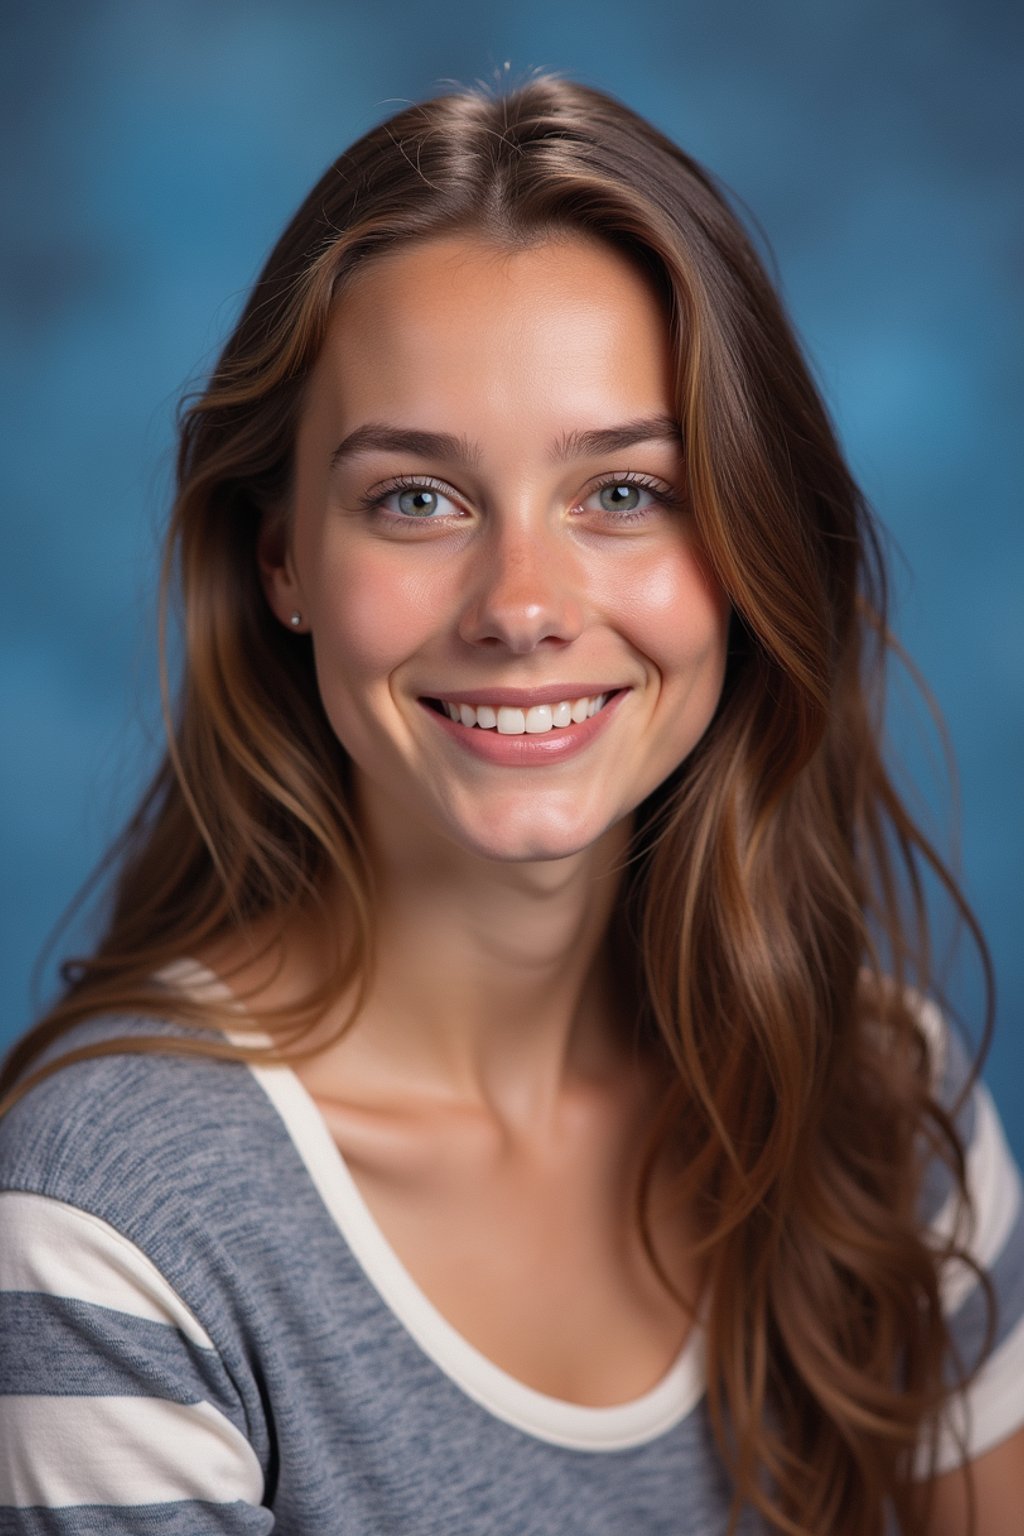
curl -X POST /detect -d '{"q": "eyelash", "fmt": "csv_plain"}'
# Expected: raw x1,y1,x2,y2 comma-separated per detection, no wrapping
357,472,684,527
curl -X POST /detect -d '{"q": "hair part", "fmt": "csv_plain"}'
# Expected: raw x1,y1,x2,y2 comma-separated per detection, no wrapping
1,74,994,1536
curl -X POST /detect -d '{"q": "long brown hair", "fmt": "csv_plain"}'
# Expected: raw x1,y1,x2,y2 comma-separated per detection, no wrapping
1,75,994,1535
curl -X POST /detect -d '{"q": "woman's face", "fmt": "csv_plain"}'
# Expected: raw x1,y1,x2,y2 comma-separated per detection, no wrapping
262,233,730,863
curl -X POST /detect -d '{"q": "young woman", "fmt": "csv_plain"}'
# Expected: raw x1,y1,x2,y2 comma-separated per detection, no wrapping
1,77,1021,1536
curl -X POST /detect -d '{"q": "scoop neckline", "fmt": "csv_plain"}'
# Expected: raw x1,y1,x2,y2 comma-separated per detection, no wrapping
161,958,707,1451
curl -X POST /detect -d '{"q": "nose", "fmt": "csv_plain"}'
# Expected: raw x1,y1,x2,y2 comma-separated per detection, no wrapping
456,518,586,654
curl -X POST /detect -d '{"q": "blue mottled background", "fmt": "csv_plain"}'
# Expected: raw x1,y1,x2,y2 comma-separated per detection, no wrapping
2,1,1021,1157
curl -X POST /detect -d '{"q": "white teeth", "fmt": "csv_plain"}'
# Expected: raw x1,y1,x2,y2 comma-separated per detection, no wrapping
497,707,526,735
438,693,610,734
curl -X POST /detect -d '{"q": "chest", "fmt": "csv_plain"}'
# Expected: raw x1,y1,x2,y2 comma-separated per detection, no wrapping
308,1084,699,1407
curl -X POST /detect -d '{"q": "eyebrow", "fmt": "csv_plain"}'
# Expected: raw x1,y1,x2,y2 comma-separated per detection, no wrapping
331,425,480,470
329,414,683,471
550,415,682,462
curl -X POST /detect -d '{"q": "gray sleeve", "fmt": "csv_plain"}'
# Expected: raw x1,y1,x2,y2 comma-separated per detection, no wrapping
0,1190,274,1534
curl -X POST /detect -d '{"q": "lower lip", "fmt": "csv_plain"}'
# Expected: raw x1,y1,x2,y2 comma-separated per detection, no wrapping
418,691,629,766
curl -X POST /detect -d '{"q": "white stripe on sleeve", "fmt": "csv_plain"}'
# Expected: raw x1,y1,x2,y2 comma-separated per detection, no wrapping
0,1190,214,1347
0,1393,265,1507
926,1082,1024,1316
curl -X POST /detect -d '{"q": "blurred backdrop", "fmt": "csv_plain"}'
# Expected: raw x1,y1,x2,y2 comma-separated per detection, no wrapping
1,0,1021,1154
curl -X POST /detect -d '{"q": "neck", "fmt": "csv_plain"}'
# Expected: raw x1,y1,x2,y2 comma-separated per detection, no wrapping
307,791,639,1138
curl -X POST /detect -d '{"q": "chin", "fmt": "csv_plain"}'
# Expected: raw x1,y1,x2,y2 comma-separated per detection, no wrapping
470,836,592,865
446,806,620,866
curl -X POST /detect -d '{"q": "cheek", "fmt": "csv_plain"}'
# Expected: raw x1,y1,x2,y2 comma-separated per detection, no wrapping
613,546,731,678
308,544,449,679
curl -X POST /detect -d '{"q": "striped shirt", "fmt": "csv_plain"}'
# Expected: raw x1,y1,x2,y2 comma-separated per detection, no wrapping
1,971,1022,1534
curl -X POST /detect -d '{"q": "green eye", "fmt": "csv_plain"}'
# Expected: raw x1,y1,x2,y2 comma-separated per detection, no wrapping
598,483,642,512
397,488,442,517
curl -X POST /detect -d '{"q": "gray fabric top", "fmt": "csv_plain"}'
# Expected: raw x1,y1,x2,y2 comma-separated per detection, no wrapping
1,989,1022,1534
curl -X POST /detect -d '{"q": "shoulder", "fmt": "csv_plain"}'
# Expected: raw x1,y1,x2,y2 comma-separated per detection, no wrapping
0,1012,283,1516
911,995,1018,1247
0,1009,289,1250
909,996,1024,1474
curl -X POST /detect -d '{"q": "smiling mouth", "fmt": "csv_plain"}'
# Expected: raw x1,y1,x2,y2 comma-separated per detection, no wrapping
423,691,619,736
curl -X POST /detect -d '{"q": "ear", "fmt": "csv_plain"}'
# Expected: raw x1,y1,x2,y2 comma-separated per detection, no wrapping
257,508,306,632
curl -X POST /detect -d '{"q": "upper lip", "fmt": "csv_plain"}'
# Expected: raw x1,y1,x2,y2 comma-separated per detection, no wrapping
421,684,627,707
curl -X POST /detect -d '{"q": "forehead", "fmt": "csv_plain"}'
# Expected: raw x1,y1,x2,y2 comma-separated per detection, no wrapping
302,233,676,439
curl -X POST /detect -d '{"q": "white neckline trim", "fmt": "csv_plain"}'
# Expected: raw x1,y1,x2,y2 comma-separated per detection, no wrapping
160,959,706,1451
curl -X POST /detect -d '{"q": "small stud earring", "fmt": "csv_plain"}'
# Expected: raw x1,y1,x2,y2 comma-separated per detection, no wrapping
288,611,302,628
